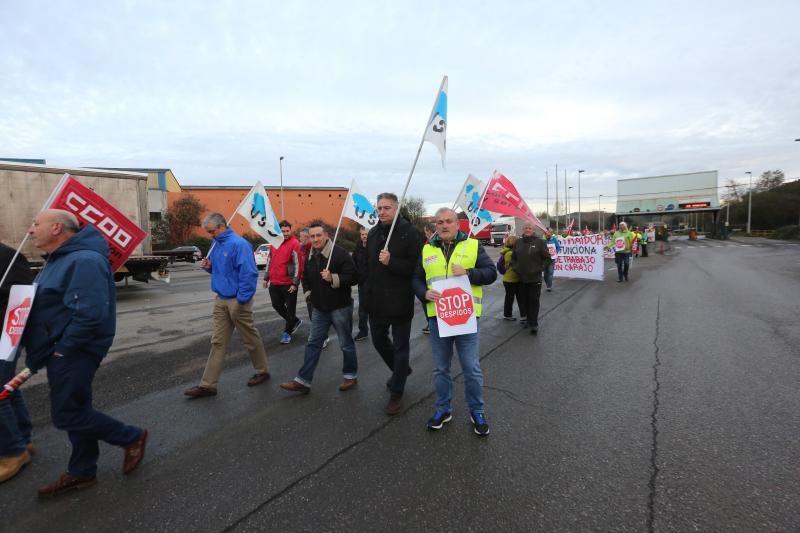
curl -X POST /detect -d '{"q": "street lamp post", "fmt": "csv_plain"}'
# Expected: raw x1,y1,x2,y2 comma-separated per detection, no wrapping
746,171,752,235
578,170,584,231
279,156,285,220
598,194,603,232
567,186,574,232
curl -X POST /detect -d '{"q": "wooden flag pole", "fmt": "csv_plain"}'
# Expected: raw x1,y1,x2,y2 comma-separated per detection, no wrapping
383,75,447,251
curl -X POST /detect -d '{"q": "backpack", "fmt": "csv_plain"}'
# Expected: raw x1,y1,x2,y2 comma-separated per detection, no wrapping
496,253,507,275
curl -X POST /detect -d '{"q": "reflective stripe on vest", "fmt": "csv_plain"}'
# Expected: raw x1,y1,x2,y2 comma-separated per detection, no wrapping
422,238,483,318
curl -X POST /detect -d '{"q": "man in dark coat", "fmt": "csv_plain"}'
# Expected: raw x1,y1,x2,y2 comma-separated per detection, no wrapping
0,242,35,483
22,209,148,497
280,223,358,393
365,193,421,415
351,226,370,341
511,222,552,335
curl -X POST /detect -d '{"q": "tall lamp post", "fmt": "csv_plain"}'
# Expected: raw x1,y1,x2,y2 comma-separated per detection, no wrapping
279,156,285,220
598,194,603,232
746,171,752,235
567,186,574,231
578,170,584,231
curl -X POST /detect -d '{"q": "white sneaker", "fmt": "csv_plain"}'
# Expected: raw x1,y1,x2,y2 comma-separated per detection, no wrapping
322,337,330,349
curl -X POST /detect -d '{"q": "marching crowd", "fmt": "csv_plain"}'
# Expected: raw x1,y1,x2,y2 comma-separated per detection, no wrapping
0,193,649,497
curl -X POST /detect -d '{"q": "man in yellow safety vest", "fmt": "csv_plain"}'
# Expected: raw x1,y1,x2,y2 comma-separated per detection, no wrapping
412,207,497,436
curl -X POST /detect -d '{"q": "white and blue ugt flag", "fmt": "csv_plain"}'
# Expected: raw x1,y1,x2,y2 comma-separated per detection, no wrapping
423,75,448,167
236,181,284,248
455,174,494,235
342,179,378,230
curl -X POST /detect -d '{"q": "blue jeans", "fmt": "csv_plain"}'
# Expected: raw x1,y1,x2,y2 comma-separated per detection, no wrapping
0,358,32,458
296,304,358,385
543,262,555,289
427,318,484,414
47,354,143,477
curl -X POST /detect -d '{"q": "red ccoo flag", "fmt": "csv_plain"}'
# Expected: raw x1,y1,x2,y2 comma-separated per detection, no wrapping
480,170,547,232
49,175,147,271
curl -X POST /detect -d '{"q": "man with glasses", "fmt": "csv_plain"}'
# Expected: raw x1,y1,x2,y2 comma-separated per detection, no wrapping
185,213,270,398
365,193,420,415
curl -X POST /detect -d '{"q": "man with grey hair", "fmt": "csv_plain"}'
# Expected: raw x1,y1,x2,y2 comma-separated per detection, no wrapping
511,221,551,335
365,192,420,415
185,212,270,398
22,209,148,496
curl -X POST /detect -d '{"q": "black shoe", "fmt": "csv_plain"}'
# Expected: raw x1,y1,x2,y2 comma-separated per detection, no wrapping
502,316,516,321
426,409,453,431
530,326,538,335
617,278,623,282
354,333,368,341
624,276,629,282
470,411,490,436
422,325,430,334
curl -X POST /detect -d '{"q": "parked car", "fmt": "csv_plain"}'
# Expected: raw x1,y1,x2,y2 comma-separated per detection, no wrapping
158,245,203,263
254,244,271,269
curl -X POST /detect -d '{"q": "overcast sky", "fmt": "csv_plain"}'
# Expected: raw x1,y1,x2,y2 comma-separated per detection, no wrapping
2,1,798,214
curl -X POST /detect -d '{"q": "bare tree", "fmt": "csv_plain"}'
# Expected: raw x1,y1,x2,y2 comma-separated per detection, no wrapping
756,170,785,191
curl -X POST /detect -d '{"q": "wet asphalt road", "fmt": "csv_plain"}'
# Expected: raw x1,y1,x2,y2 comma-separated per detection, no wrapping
1,238,798,532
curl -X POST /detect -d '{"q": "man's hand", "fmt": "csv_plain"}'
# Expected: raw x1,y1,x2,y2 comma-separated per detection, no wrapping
288,285,297,294
425,289,442,302
451,264,467,276
200,258,211,269
378,250,391,266
320,270,332,283
262,279,269,289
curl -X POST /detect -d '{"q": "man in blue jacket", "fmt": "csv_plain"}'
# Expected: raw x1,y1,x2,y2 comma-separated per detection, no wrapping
22,209,148,497
185,212,270,398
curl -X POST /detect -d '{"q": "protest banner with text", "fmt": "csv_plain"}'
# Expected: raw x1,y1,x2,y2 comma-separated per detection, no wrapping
553,234,605,280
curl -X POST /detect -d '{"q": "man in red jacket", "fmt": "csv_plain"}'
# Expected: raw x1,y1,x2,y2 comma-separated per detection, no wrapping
262,221,304,344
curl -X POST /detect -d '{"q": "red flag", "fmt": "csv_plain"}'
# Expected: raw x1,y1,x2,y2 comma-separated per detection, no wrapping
480,171,547,231
49,176,147,271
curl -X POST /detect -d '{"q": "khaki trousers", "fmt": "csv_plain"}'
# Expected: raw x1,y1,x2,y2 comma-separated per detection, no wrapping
200,297,269,389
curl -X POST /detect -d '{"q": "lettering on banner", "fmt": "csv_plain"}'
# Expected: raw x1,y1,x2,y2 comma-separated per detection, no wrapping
436,287,474,326
65,192,134,247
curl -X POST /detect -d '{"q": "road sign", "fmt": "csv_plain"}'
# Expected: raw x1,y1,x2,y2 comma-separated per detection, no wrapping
431,276,477,337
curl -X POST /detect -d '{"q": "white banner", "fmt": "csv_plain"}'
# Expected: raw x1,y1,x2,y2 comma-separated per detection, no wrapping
342,179,378,229
431,275,477,337
0,284,36,362
553,235,605,281
235,181,284,248
423,76,448,167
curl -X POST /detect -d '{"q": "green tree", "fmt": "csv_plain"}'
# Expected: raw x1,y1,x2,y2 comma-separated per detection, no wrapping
166,194,206,245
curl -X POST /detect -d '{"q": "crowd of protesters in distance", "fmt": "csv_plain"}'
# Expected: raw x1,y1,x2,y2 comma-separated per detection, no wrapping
3,195,653,496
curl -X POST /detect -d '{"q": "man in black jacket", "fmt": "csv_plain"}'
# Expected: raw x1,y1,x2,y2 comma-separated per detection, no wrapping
352,227,369,341
0,242,35,483
280,223,359,393
366,193,421,415
511,222,552,335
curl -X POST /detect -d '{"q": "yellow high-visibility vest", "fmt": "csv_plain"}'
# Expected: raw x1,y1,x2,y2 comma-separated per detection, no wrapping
421,238,483,318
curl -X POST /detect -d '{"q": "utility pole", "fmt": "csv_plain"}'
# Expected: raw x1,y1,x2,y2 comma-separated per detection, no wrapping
746,171,752,234
546,169,549,228
279,156,286,220
578,169,584,231
598,194,603,232
555,164,559,233
564,169,568,229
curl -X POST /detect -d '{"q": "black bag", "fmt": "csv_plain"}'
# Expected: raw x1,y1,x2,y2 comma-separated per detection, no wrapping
496,254,507,275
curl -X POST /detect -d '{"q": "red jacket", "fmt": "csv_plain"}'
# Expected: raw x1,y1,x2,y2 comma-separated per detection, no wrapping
264,236,304,286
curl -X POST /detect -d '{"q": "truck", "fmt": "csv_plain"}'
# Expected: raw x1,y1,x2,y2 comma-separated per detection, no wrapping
458,218,491,244
489,216,517,246
0,161,169,283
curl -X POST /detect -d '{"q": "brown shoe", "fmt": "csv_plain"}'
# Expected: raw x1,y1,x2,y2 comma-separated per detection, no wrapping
247,372,271,387
338,378,358,391
0,450,31,483
37,472,97,497
184,386,217,398
279,381,310,394
385,394,402,416
122,429,148,475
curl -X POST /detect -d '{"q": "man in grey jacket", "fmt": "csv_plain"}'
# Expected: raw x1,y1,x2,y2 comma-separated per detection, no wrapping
511,222,551,335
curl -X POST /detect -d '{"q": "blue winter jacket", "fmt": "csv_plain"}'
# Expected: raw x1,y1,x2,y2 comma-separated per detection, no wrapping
204,228,258,304
23,225,116,371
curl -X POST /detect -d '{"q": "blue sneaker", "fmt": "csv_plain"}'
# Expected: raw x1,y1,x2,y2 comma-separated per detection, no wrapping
426,409,452,431
470,411,490,436
290,318,303,335
280,332,291,344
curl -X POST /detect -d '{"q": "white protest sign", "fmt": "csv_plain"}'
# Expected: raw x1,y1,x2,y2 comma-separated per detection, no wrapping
0,285,36,362
553,235,605,281
431,275,477,337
